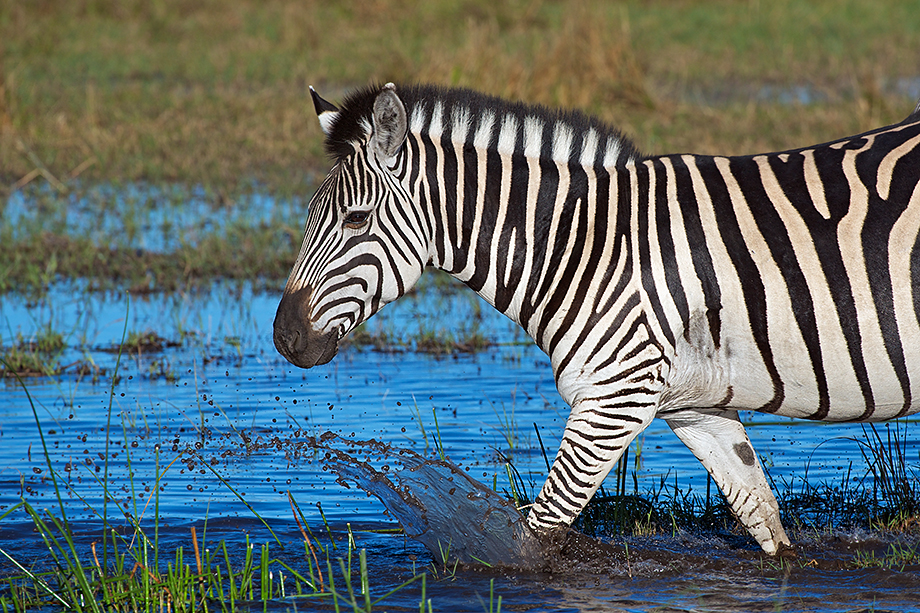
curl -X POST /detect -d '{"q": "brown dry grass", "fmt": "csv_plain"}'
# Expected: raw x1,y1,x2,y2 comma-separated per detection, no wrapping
413,3,651,112
2,0,919,193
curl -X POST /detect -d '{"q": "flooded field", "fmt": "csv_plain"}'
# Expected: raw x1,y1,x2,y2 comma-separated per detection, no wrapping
8,0,920,607
2,276,919,611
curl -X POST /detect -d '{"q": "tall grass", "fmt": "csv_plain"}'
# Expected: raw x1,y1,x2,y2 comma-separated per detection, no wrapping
857,422,920,529
412,3,650,112
571,425,920,546
1,501,431,612
4,1,919,296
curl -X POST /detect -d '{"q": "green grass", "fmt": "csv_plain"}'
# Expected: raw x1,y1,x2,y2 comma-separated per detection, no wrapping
0,361,443,612
3,1,920,296
2,347,919,611
0,502,433,612
0,182,303,295
346,319,492,355
852,542,920,571
0,327,66,377
4,0,919,190
568,422,920,560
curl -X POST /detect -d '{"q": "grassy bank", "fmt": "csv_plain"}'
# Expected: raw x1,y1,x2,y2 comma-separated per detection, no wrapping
3,1,920,294
0,182,303,295
3,0,919,190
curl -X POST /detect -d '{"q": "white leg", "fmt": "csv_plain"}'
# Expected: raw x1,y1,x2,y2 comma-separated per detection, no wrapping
665,408,791,554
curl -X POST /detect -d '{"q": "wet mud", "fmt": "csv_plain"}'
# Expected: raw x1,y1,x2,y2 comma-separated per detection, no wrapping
302,431,920,593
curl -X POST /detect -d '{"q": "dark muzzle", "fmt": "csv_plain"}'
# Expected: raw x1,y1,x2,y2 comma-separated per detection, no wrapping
273,287,339,368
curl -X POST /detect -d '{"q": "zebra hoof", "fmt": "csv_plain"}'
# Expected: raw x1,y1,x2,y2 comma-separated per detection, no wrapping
774,541,798,560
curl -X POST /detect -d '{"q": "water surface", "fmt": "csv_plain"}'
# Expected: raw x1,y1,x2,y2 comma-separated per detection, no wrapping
1,281,918,611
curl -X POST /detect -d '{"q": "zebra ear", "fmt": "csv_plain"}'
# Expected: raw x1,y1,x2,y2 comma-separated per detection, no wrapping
310,86,340,136
371,83,407,159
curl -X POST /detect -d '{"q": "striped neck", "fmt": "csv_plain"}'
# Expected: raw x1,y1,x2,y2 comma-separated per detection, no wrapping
392,85,640,347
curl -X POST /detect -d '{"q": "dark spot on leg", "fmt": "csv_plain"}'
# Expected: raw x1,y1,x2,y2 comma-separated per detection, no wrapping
733,441,755,466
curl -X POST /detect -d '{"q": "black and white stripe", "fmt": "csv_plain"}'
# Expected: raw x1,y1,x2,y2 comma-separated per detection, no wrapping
275,82,920,555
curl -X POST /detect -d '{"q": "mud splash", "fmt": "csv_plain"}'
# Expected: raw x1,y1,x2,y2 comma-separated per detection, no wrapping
309,432,545,568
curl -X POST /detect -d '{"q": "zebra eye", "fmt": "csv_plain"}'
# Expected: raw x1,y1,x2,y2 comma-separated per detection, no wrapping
344,210,370,228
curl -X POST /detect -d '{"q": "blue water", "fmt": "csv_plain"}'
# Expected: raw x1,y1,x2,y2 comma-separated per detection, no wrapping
2,183,304,252
1,279,918,611
2,184,919,612
3,280,909,525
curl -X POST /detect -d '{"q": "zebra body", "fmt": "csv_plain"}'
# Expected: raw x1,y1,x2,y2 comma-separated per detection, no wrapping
274,82,920,556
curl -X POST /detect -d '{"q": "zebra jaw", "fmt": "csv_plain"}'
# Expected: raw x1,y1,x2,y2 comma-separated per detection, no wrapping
273,287,340,368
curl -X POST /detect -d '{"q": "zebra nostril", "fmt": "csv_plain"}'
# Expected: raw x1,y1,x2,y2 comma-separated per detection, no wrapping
290,328,304,353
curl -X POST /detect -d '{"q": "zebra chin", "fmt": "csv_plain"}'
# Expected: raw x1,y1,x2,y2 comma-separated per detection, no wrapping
273,289,341,368
273,323,340,369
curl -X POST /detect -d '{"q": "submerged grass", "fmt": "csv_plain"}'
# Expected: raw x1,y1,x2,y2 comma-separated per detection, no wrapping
0,327,65,377
346,324,492,355
569,424,920,560
1,227,297,295
0,183,303,295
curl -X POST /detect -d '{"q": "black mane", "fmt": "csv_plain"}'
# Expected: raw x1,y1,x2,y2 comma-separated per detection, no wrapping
324,83,641,166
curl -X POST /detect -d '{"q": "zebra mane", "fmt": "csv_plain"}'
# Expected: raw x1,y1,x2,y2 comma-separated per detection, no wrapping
324,83,641,168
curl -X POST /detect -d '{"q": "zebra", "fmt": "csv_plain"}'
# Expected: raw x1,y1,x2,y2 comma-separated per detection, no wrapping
274,82,920,556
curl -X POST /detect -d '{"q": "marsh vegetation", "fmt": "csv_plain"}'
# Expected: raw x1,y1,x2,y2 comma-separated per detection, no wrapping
3,1,920,610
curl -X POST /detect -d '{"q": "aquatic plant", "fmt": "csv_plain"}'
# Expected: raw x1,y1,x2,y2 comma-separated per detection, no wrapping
857,422,920,526
489,391,521,454
345,325,394,352
851,542,920,571
566,421,920,546
0,327,66,377
0,414,438,612
121,331,176,354
0,503,435,612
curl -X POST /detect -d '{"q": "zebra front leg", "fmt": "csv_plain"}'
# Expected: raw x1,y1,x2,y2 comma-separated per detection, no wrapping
527,401,655,536
664,408,791,555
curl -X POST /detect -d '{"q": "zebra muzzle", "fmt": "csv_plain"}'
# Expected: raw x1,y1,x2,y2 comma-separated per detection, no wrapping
273,287,340,368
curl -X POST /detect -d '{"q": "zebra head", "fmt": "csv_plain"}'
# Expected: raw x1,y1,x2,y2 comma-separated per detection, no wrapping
274,84,429,368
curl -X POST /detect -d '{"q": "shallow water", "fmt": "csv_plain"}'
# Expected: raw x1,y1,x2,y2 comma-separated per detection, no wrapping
3,183,304,252
1,281,919,610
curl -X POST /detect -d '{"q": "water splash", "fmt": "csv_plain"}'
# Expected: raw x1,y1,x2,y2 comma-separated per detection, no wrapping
311,432,544,568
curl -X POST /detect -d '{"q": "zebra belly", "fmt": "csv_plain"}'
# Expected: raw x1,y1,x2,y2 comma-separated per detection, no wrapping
660,305,920,422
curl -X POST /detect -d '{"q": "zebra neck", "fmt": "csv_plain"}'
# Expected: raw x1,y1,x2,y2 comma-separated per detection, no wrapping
391,86,639,351
408,129,633,354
